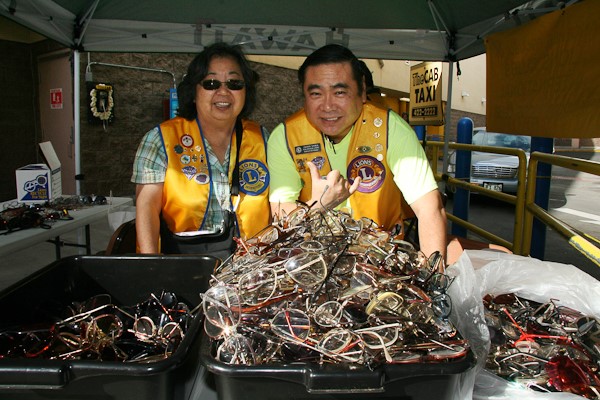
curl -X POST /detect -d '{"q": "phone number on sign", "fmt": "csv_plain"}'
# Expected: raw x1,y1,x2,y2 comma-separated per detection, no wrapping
412,106,438,117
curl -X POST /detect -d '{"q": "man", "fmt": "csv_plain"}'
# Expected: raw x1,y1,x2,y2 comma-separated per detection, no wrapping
267,44,447,261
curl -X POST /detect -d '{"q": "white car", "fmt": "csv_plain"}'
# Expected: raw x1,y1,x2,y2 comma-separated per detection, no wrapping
447,128,531,193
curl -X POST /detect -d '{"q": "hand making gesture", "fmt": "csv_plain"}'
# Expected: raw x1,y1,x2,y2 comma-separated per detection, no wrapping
306,161,361,210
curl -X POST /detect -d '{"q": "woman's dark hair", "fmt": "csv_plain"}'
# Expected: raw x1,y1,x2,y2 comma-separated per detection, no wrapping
298,44,364,96
177,42,258,120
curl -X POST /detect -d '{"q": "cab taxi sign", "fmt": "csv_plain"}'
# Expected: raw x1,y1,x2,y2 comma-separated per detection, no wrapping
409,62,444,126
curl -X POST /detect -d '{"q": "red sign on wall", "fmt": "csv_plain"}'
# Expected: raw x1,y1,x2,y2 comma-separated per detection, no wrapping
50,88,63,109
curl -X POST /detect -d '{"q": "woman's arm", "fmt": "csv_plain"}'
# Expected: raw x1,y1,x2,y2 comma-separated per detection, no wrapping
135,183,164,253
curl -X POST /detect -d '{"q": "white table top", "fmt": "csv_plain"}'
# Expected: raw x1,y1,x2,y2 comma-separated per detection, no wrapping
0,196,133,257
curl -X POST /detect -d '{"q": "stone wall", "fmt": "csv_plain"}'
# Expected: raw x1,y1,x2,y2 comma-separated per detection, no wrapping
79,52,303,197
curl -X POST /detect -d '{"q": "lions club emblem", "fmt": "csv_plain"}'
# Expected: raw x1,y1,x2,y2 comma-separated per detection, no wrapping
347,156,386,193
239,159,269,195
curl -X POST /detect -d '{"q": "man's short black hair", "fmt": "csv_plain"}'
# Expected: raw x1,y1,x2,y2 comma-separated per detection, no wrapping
298,44,364,95
177,42,258,120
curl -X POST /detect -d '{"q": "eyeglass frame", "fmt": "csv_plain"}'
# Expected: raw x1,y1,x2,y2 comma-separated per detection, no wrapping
199,79,245,91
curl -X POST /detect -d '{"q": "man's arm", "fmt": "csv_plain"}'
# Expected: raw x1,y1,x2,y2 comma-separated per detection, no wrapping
135,183,163,253
408,189,447,263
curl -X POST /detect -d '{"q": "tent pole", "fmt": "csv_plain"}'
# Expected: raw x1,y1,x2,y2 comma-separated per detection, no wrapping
441,61,454,191
73,49,82,196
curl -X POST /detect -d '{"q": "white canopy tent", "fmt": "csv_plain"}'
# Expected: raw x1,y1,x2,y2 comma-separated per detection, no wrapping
1,0,571,60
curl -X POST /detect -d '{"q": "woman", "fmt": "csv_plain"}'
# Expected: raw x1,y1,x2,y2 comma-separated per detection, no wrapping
131,43,270,258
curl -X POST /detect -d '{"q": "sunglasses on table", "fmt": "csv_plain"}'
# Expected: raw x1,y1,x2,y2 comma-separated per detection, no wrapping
200,79,245,91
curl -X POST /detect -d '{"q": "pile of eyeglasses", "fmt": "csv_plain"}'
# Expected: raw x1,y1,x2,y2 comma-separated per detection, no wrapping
202,203,469,367
51,194,108,208
484,293,600,398
1,203,73,234
0,291,195,363
0,194,109,234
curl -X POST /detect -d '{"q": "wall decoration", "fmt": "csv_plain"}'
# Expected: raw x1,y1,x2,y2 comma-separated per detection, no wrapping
87,82,114,128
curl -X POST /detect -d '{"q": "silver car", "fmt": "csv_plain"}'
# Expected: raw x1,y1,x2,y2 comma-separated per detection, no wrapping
447,128,531,193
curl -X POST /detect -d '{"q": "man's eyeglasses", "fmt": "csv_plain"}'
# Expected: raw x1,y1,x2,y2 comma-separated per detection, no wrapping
200,79,245,91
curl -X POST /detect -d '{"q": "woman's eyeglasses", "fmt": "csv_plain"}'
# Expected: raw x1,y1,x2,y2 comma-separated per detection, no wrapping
200,79,245,91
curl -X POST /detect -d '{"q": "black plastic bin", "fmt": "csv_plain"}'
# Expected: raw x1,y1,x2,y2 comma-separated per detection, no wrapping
200,330,475,400
0,254,220,400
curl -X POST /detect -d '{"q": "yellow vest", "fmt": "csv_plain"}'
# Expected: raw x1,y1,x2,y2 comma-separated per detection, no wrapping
284,102,403,231
160,117,270,238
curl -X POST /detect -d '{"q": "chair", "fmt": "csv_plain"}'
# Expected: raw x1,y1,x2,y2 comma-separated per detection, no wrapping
104,219,137,255
401,198,418,245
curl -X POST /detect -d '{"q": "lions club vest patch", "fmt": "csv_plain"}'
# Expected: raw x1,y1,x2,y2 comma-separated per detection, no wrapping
347,155,386,193
239,159,269,195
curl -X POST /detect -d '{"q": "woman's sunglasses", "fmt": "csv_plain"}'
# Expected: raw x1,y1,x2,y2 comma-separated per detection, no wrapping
200,79,245,91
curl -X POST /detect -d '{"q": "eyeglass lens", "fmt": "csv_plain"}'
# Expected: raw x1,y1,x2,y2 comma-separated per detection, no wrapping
200,79,245,91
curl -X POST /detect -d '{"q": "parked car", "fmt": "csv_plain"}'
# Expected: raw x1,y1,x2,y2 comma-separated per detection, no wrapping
447,128,531,194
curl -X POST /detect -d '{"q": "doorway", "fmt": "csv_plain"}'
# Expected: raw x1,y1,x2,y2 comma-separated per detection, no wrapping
37,50,75,194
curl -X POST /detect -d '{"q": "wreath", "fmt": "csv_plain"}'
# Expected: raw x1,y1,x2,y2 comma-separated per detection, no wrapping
89,84,114,121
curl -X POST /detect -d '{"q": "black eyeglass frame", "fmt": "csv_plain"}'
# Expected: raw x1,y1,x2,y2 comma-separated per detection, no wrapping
199,79,246,91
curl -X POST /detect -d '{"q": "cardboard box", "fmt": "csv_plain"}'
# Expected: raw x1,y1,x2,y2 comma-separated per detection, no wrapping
16,141,62,203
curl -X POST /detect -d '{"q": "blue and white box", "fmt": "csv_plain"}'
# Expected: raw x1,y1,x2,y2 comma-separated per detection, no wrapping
16,141,62,203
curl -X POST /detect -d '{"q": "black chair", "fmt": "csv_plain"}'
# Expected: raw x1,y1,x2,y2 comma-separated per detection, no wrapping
104,219,137,255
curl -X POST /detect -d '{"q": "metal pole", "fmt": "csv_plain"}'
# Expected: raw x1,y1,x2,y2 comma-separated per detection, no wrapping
441,61,454,193
414,125,426,141
73,50,81,196
529,137,554,259
452,117,473,237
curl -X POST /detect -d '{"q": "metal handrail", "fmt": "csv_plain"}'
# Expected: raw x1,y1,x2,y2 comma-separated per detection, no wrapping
426,141,528,254
522,152,600,267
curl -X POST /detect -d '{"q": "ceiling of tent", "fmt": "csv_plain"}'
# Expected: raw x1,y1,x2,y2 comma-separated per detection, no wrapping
0,0,571,61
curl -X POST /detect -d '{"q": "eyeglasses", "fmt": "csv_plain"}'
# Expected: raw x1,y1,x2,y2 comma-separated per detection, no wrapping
201,200,472,368
546,355,600,397
216,333,257,364
387,339,469,364
202,284,241,339
200,79,245,91
0,292,194,362
483,292,600,396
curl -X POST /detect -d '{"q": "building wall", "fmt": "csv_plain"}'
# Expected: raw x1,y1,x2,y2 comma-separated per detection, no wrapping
1,39,597,201
78,52,303,197
0,40,37,201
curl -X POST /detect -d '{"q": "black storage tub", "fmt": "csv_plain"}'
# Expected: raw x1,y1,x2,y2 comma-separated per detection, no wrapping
0,254,219,400
200,328,475,400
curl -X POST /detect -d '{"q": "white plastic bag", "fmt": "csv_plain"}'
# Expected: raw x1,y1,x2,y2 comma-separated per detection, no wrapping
447,249,600,400
107,205,136,232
